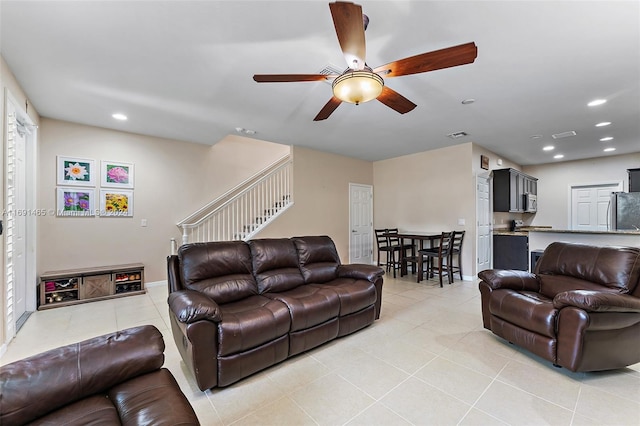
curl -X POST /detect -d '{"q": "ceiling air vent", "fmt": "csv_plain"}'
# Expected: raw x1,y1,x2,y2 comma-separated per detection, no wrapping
447,131,468,139
552,130,577,139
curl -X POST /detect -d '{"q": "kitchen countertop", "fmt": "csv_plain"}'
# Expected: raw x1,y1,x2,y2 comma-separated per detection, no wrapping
493,226,552,236
529,228,640,235
493,231,528,236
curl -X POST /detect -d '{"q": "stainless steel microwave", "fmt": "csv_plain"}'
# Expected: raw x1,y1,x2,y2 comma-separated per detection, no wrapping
524,193,537,212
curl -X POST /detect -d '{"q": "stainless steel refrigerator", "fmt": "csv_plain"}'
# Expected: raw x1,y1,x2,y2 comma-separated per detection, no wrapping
610,192,640,230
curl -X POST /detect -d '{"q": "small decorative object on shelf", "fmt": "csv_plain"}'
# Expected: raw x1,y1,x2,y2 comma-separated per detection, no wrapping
39,263,144,309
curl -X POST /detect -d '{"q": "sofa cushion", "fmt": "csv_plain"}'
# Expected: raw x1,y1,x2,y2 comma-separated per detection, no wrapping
265,285,340,331
489,290,558,338
217,295,291,356
108,368,200,426
311,278,376,316
292,236,340,283
248,238,305,293
536,242,640,295
28,395,121,426
179,241,258,304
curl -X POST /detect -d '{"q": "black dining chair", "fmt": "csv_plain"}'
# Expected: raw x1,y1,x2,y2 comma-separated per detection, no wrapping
418,231,454,287
449,230,465,281
374,228,412,278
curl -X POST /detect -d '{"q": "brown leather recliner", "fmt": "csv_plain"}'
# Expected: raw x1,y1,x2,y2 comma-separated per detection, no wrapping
479,242,640,372
0,325,199,426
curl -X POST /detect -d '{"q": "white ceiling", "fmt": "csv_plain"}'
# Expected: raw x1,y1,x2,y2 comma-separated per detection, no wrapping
1,1,638,164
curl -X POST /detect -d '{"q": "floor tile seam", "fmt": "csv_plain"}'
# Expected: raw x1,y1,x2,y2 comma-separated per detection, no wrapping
491,374,579,412
577,379,640,406
567,386,581,426
409,355,486,409
352,348,420,378
115,300,166,325
277,368,335,397
227,394,317,426
404,375,475,421
285,394,321,426
491,369,577,416
421,350,500,383
335,363,414,403
202,388,224,424
462,361,509,422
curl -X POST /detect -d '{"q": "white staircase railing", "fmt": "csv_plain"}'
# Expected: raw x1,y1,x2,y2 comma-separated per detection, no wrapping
177,155,293,245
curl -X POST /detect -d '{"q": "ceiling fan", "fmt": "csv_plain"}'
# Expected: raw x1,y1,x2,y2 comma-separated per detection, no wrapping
253,1,478,121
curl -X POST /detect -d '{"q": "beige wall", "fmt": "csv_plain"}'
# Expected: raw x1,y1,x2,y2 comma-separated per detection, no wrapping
37,119,289,282
373,142,477,279
255,146,373,262
523,153,640,229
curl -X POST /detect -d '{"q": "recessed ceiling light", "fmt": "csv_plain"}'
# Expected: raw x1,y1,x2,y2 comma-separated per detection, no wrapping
595,122,611,127
600,137,614,142
603,147,616,152
553,154,564,159
543,145,554,151
530,135,543,140
461,99,475,105
112,113,127,120
587,99,606,107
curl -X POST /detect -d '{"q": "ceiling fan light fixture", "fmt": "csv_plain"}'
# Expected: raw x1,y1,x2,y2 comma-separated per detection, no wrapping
332,68,383,105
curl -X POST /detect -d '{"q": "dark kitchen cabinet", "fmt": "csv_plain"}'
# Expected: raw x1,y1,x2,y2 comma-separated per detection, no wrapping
493,168,538,212
493,234,529,271
629,168,640,192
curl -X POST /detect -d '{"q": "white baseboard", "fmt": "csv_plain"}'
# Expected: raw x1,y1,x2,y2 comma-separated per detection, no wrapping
146,280,167,288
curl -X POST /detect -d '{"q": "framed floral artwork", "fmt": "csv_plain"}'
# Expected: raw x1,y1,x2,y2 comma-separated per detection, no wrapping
57,156,96,186
101,161,134,188
100,189,133,217
56,187,95,217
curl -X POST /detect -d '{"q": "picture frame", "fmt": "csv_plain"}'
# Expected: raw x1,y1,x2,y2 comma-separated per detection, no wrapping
481,155,490,170
57,156,96,186
100,189,134,217
56,187,95,217
101,161,134,188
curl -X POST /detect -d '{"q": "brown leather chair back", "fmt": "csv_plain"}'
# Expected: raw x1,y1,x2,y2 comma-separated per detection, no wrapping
178,241,258,304
248,238,305,293
535,242,640,298
292,235,341,283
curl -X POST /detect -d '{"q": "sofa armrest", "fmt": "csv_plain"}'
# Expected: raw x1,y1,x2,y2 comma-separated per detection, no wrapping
554,290,640,313
168,290,222,323
167,255,183,294
338,264,385,282
477,269,539,291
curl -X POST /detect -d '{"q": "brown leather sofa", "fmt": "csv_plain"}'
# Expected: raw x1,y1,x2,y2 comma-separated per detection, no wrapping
0,325,199,426
167,235,384,390
479,242,640,372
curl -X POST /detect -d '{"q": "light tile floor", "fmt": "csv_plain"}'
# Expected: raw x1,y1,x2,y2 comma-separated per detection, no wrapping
2,275,640,425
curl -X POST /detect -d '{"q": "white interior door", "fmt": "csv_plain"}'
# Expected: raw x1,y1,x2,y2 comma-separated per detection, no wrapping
571,183,622,231
477,175,492,273
349,183,373,264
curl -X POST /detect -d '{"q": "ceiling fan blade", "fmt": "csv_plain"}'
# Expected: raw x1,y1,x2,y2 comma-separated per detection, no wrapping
377,86,417,114
314,96,343,121
253,74,335,83
373,42,478,77
329,1,366,70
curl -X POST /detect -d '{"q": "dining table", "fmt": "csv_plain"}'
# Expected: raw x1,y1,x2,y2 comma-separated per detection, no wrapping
383,231,443,279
